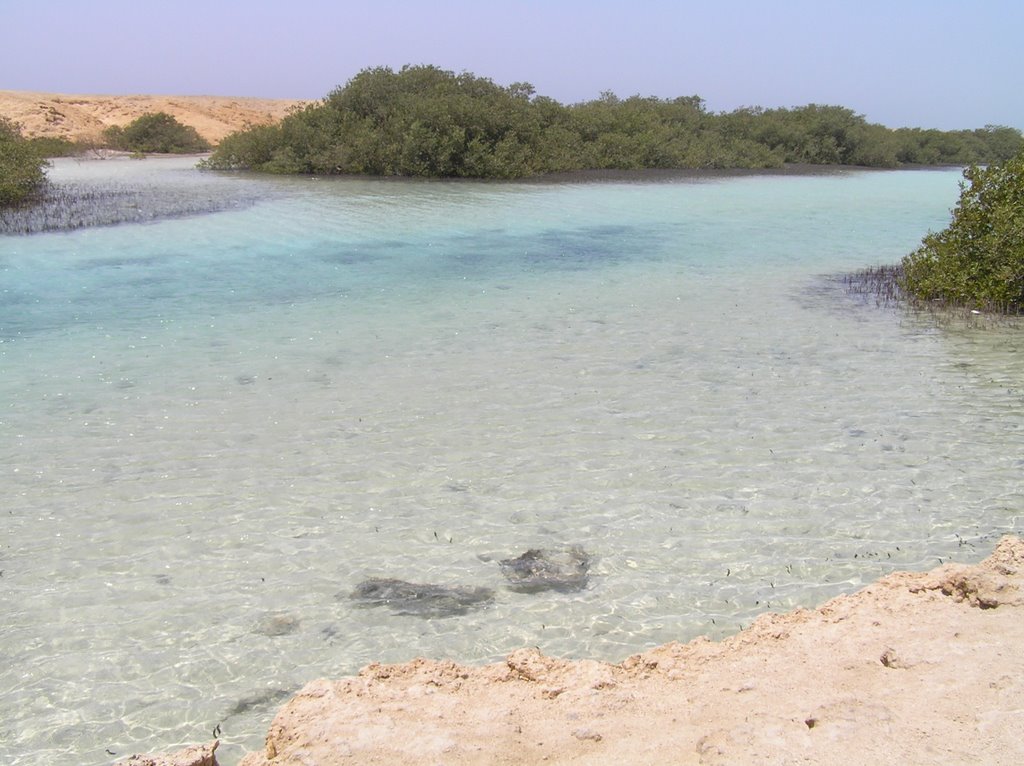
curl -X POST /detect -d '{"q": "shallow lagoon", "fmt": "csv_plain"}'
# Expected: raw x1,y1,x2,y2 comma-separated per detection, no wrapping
1,158,1022,765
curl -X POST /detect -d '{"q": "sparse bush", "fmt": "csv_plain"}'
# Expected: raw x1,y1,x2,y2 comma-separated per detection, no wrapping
901,148,1024,313
0,117,48,207
26,136,83,157
104,112,211,154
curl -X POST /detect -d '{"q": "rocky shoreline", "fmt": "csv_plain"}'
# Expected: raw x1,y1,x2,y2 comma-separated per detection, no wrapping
121,535,1023,766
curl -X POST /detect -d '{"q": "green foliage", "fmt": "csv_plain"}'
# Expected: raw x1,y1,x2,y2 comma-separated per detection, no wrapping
894,125,1023,166
103,112,211,154
26,136,83,157
718,105,902,166
203,65,1024,179
0,117,49,207
901,148,1024,312
207,66,548,177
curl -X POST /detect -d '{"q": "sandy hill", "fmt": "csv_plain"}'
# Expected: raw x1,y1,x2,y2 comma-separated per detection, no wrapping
0,91,306,144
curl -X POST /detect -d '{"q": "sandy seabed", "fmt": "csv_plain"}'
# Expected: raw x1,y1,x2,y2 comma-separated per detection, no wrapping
122,536,1023,766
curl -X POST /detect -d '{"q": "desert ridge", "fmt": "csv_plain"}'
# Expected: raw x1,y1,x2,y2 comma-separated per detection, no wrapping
0,90,304,144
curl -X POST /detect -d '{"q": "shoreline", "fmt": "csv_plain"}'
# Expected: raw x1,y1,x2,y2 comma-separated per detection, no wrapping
0,155,261,235
529,161,968,183
123,536,1024,766
3,158,962,237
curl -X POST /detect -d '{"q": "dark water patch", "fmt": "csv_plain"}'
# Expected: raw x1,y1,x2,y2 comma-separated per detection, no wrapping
339,224,664,276
523,225,640,270
3,213,669,342
327,223,666,281
317,249,384,266
446,224,663,273
317,238,416,265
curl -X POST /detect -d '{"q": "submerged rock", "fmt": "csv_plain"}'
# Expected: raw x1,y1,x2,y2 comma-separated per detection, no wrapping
349,578,494,618
254,612,300,637
499,546,591,593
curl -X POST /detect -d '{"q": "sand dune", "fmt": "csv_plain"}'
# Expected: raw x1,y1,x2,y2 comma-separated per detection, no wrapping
0,90,305,144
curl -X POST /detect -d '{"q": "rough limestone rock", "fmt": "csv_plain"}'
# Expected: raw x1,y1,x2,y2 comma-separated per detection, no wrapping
238,536,1024,766
115,740,218,766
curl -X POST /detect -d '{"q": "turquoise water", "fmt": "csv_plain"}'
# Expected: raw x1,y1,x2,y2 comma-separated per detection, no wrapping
2,158,1022,765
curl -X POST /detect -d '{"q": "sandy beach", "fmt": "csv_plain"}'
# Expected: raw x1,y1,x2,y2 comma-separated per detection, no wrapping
122,536,1023,766
0,91,304,144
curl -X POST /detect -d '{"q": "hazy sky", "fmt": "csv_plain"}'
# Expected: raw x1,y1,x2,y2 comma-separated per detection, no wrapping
2,0,1021,130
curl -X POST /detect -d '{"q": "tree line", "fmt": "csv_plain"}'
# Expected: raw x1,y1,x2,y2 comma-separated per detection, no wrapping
202,65,1022,178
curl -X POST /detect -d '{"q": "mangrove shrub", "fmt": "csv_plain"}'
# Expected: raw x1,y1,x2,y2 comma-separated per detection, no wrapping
203,65,1024,179
0,117,48,206
901,148,1024,312
207,66,550,177
104,112,210,154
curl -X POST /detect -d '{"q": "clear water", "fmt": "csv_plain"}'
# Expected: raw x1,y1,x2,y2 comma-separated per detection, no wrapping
2,158,1022,765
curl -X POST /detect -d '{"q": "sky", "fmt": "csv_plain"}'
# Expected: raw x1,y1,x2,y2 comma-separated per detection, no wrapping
2,0,1021,131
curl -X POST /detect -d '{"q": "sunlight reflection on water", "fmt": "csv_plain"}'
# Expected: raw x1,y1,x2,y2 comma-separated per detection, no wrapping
1,160,1020,765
